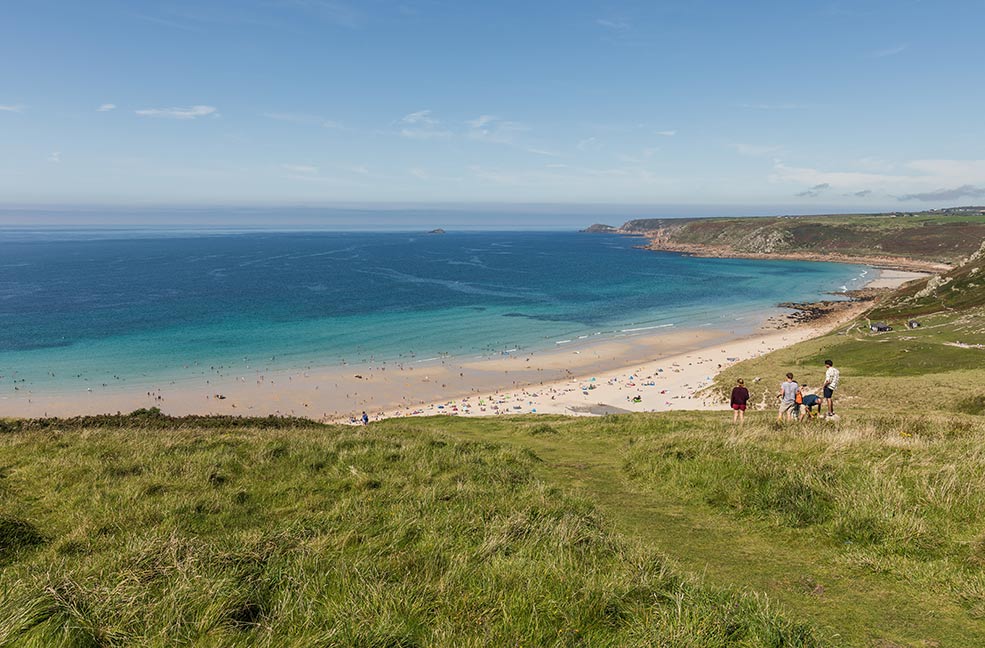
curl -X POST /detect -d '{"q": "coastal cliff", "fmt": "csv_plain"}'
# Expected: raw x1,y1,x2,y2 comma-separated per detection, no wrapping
611,209,985,272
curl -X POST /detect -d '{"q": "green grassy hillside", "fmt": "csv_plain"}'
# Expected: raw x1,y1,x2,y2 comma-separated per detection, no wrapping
2,410,984,646
620,211,985,265
868,239,985,319
1,412,829,647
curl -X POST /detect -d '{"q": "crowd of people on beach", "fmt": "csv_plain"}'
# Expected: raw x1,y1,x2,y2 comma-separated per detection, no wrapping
730,359,840,424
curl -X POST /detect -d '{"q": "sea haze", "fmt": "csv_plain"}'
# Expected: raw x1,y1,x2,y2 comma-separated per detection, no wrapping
0,230,868,391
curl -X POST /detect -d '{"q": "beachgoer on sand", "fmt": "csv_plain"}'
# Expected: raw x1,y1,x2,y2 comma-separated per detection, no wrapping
361,411,369,425
822,359,839,417
798,383,822,421
777,373,798,422
730,378,749,424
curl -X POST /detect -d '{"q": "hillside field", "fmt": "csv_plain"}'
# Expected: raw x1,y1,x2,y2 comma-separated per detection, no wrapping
618,211,985,266
2,403,984,646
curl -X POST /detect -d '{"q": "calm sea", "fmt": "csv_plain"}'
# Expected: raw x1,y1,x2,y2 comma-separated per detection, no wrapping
0,229,868,390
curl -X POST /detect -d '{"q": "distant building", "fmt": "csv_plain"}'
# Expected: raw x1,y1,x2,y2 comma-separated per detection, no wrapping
871,322,893,332
908,320,921,329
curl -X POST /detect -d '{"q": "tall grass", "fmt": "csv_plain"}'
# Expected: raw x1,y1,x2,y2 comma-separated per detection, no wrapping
621,413,985,620
0,416,826,646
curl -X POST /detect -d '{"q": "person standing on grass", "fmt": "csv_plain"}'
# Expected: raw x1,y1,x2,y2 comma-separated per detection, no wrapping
730,378,749,424
776,372,799,423
822,359,840,417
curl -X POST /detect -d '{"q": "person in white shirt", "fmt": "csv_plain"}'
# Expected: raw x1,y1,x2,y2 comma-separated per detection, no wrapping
822,359,840,417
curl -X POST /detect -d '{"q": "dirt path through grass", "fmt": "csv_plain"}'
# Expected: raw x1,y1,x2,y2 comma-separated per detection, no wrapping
436,419,984,647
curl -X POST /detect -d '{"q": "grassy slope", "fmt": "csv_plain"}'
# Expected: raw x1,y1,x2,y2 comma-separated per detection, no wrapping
3,411,984,646
621,213,985,264
1,414,827,647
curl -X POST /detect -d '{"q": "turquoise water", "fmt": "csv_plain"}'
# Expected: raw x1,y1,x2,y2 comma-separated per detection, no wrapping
0,230,868,392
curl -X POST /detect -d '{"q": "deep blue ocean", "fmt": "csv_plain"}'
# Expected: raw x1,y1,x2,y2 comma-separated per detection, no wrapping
0,230,868,390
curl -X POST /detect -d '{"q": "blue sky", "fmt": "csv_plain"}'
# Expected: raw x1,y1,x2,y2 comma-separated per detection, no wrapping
2,0,985,214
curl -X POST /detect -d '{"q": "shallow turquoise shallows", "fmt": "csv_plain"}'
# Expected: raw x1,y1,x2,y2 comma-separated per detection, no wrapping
0,229,868,390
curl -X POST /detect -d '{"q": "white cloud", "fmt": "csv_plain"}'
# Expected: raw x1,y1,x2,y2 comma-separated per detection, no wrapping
400,109,437,125
731,142,785,157
97,103,117,112
855,157,896,172
47,151,62,163
398,109,452,139
654,130,677,137
872,44,907,58
409,167,430,180
596,18,630,30
0,104,25,113
135,105,218,119
577,136,599,151
465,115,556,156
466,114,497,129
281,163,319,174
349,165,370,175
771,159,985,201
400,127,452,140
771,162,900,188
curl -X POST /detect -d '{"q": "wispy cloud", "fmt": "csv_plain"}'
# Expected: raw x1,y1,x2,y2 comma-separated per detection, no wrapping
401,109,436,125
871,44,907,58
899,185,985,202
654,129,677,137
771,159,985,202
0,104,25,113
135,105,218,119
466,115,558,156
281,163,319,174
577,137,600,151
263,112,344,129
466,114,497,129
796,183,830,198
596,18,631,31
47,151,62,163
398,109,452,139
97,103,117,112
466,115,525,144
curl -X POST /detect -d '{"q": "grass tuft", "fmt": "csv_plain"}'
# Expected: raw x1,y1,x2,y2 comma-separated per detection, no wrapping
0,515,46,564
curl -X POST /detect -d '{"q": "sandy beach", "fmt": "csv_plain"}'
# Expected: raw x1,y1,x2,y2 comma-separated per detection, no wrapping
0,269,926,422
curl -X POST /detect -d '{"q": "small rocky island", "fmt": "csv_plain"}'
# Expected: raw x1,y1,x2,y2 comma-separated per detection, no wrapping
427,228,446,234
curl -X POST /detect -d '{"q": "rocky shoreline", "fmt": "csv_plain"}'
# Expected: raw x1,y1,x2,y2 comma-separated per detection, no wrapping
766,288,887,330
